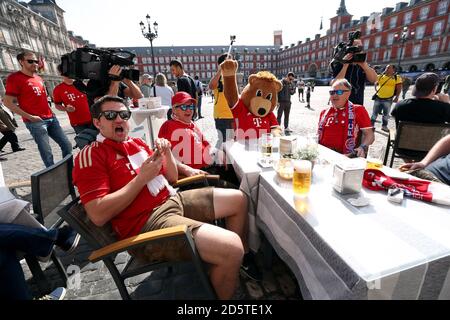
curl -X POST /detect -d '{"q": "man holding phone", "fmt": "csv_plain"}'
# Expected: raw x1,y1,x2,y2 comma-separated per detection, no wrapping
72,95,252,299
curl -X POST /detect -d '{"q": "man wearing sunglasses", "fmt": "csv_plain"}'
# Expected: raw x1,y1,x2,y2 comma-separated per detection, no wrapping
159,92,221,177
73,95,250,299
3,51,72,168
318,79,374,158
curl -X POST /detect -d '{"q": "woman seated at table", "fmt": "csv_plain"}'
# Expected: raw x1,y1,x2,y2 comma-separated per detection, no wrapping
317,79,375,158
158,92,238,186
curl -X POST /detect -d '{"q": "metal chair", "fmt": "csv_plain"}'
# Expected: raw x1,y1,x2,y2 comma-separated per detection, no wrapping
27,154,77,293
389,122,450,167
58,175,219,300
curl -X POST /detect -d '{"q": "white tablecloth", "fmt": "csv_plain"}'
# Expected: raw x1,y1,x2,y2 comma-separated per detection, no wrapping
256,146,450,300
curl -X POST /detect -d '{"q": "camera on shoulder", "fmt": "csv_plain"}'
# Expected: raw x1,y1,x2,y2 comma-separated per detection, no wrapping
332,31,367,64
60,47,140,83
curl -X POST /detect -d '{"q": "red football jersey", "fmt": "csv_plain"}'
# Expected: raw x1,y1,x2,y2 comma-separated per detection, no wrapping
318,103,373,154
53,82,92,127
5,71,52,122
159,119,213,169
72,138,171,240
231,99,279,140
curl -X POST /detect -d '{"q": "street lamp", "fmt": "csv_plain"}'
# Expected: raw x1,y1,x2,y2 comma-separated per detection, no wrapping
394,26,415,73
140,14,158,81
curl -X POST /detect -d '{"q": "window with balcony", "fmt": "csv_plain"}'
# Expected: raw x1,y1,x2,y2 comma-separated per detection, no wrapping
429,41,439,55
387,33,395,45
438,0,449,15
415,25,426,40
403,11,412,25
372,51,379,62
384,50,391,61
390,16,398,29
1,28,12,45
432,21,444,37
375,36,381,48
419,6,430,21
413,44,421,58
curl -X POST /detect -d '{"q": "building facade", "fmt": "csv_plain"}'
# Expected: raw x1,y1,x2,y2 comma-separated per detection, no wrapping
128,0,449,83
0,0,90,96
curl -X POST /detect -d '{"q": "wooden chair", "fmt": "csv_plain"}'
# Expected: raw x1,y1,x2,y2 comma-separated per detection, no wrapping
389,122,450,167
58,174,220,300
26,154,77,294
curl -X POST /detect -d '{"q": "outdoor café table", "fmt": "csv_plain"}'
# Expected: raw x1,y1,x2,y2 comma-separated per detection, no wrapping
130,106,170,149
257,145,450,300
224,139,274,252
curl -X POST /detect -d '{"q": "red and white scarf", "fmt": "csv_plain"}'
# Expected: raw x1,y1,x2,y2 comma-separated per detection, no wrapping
363,169,450,206
97,134,176,197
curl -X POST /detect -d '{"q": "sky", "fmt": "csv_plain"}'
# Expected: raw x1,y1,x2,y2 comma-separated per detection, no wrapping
57,0,402,48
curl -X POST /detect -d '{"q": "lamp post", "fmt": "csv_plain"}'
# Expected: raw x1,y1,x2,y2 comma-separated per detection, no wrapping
394,26,415,73
140,15,158,80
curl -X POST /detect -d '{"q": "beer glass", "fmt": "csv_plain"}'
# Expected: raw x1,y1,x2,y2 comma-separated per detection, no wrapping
366,145,384,170
261,133,273,158
293,160,312,196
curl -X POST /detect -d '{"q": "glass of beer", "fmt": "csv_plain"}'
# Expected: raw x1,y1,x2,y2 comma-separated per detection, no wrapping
261,133,273,158
293,160,312,197
366,145,384,170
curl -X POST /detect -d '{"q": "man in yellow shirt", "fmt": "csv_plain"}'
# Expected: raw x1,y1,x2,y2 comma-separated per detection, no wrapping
209,54,235,149
370,65,402,132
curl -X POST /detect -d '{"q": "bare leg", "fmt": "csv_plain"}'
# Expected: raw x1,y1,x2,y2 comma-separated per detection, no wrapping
193,224,244,300
213,188,249,252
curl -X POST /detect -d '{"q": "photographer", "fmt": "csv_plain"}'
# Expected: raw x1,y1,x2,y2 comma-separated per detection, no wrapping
331,35,377,105
371,65,402,132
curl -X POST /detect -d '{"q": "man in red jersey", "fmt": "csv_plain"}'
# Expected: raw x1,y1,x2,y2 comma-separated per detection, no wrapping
53,64,92,135
72,95,250,299
159,92,224,176
3,51,72,167
318,79,374,158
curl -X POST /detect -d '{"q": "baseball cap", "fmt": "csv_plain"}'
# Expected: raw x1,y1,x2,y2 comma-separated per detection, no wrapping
412,73,440,98
172,92,196,106
142,74,153,79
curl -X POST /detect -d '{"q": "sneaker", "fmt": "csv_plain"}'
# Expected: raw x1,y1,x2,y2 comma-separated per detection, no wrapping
38,287,66,300
12,147,26,153
381,126,390,132
240,253,262,282
55,225,80,254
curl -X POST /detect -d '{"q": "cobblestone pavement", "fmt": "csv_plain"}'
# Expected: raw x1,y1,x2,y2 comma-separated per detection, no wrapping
4,85,412,300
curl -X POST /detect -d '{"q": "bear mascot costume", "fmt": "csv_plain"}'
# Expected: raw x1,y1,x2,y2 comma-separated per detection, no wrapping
220,59,283,140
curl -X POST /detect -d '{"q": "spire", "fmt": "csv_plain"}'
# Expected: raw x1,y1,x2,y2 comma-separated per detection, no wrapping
337,0,349,16
320,17,323,30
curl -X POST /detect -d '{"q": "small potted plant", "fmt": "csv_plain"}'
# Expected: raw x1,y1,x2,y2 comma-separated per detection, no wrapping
293,144,319,169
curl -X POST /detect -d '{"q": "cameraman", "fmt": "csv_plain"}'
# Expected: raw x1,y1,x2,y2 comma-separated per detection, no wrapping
331,39,377,105
104,65,143,103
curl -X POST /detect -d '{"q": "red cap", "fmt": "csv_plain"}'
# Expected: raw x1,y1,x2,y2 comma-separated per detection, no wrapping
172,92,196,106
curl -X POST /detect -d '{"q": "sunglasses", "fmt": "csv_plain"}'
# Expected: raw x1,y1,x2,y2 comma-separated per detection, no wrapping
27,59,39,65
176,104,196,111
329,90,350,96
98,110,132,121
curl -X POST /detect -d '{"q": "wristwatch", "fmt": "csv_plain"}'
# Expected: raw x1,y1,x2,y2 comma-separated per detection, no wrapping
359,144,368,152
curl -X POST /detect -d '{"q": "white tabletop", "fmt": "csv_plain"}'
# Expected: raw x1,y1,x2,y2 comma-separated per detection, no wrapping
257,146,450,299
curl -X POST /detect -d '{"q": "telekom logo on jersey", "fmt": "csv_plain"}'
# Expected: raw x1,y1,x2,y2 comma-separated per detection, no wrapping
32,86,42,96
67,93,76,102
253,118,262,128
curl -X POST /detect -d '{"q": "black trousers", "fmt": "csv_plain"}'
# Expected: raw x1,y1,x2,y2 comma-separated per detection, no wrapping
277,102,292,129
0,130,20,151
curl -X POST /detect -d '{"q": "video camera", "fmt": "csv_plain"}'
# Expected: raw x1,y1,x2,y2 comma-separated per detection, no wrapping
60,47,140,83
332,31,367,64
